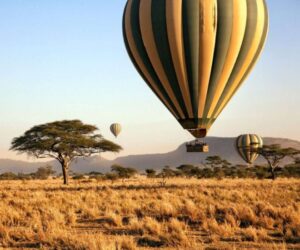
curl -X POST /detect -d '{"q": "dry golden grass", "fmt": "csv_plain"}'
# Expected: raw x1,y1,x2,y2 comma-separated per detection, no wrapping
0,178,299,249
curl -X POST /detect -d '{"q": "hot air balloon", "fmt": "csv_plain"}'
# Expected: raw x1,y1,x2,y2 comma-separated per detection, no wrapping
236,134,263,164
123,0,268,151
110,123,122,138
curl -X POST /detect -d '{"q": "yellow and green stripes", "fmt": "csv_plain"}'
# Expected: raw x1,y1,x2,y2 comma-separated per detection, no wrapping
110,123,122,138
123,0,268,138
236,134,263,164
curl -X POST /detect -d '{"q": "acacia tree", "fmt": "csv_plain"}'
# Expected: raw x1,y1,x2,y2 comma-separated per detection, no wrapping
257,144,300,180
145,169,156,178
205,156,231,168
35,165,56,180
111,164,137,182
10,120,122,184
176,164,198,178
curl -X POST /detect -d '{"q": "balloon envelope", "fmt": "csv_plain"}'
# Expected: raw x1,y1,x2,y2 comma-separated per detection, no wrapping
236,134,263,164
123,0,268,138
110,123,122,138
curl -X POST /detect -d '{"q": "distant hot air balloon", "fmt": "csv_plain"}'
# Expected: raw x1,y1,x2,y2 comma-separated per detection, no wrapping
236,134,263,164
123,0,269,140
110,123,122,138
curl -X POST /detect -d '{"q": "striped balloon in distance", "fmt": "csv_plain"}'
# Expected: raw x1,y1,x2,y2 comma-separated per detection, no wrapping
236,134,263,164
110,123,122,138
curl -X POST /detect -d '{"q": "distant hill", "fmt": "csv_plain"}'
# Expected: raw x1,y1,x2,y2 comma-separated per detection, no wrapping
0,159,44,173
111,137,300,171
0,137,299,174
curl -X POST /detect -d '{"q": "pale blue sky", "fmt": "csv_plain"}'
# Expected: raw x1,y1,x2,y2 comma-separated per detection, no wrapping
0,0,299,160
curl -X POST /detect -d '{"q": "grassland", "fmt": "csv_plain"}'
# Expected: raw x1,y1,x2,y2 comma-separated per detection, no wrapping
0,178,299,249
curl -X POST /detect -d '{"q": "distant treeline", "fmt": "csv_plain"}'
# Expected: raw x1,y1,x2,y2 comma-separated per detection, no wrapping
145,164,300,180
1,156,300,181
143,156,300,180
0,165,55,181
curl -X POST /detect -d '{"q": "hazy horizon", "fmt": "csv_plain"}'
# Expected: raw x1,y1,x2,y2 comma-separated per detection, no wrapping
0,0,299,161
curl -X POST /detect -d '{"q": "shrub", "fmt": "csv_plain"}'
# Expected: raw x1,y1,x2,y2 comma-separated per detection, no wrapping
111,165,137,180
0,172,17,180
34,165,56,180
145,169,156,178
72,174,85,180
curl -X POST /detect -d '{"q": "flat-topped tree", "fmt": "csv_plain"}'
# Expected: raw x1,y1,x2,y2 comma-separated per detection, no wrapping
205,156,231,168
145,169,156,178
177,164,198,178
257,144,300,180
10,120,122,184
111,164,137,182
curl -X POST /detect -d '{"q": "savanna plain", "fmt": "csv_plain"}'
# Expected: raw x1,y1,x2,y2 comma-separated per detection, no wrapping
0,178,300,250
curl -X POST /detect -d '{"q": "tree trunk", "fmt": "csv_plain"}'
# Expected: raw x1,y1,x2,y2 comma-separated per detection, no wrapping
62,161,70,185
270,166,276,180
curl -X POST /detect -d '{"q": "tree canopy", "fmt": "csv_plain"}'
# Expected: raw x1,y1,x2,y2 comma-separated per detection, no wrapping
205,156,231,168
111,165,137,180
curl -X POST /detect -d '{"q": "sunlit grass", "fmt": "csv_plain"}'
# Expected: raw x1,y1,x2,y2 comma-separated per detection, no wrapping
0,178,299,249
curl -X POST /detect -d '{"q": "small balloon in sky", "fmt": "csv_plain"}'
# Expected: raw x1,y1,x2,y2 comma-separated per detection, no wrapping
110,123,122,138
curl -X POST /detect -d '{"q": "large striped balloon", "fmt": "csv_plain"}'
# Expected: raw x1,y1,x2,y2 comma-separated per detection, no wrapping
110,123,122,138
123,0,269,138
236,134,263,164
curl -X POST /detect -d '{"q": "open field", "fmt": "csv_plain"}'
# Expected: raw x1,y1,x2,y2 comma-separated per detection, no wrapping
0,178,300,250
